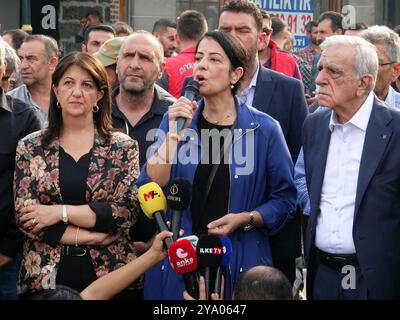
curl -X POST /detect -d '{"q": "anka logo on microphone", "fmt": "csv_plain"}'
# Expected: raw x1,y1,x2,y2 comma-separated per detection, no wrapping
143,190,161,202
176,248,188,259
175,249,195,268
199,247,222,255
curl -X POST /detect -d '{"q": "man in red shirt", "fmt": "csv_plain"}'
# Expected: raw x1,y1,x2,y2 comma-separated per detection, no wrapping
157,10,207,98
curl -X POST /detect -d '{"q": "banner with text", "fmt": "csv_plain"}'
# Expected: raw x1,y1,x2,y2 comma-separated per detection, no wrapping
250,0,314,51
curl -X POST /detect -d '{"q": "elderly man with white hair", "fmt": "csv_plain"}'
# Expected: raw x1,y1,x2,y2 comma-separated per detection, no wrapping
361,25,400,108
0,36,40,299
303,35,400,300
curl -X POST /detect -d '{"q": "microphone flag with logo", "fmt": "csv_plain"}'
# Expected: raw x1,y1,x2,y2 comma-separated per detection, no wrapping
169,239,199,299
214,236,233,298
167,178,192,241
138,182,172,247
196,235,223,300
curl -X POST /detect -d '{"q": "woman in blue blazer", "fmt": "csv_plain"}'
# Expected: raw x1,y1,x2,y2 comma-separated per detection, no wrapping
137,31,296,300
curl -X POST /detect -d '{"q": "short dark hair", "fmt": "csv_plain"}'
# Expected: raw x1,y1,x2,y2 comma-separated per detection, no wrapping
23,34,59,61
152,19,177,34
305,21,318,33
196,31,248,95
177,10,207,42
344,22,368,31
42,52,112,149
113,21,134,36
2,29,29,51
29,285,82,300
271,16,287,38
318,11,344,33
233,266,293,300
221,0,263,32
394,25,400,37
86,9,102,22
83,24,116,45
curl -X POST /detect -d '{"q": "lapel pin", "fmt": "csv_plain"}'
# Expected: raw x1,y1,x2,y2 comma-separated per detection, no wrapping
382,134,387,139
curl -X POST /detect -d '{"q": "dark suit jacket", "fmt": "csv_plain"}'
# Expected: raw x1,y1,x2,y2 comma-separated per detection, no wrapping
182,67,308,263
303,98,400,299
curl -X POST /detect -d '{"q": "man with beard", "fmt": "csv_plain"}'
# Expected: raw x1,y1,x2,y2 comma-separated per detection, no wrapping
296,21,321,67
112,32,176,299
7,35,58,128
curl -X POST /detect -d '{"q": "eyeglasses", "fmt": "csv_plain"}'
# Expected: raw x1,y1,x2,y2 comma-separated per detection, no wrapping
379,61,397,67
262,27,273,35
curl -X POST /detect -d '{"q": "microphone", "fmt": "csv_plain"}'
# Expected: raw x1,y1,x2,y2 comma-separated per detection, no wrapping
177,235,199,249
166,178,192,241
169,239,200,299
196,235,223,300
214,236,233,298
176,80,200,134
138,182,173,248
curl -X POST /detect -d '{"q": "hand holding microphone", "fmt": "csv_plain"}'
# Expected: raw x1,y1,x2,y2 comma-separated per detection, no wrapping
168,80,199,134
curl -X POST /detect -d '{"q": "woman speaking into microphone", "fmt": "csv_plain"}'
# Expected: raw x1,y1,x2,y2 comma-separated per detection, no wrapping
138,31,296,300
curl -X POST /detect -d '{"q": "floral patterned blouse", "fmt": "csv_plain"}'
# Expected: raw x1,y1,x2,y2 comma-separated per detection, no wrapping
14,130,140,294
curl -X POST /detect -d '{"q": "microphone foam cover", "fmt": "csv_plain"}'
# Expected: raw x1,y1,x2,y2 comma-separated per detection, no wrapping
196,235,223,268
220,236,233,267
169,239,198,275
138,182,167,219
166,178,192,211
177,235,199,249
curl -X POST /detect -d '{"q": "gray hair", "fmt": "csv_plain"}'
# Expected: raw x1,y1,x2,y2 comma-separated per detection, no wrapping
23,34,59,62
0,37,5,65
4,41,21,75
320,35,378,91
361,25,400,63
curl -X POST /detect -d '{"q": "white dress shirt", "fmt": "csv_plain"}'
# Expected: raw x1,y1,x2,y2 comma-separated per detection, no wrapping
385,85,400,109
237,64,259,106
316,91,374,254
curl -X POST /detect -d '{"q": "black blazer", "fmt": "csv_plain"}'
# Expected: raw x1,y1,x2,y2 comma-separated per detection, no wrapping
303,98,400,299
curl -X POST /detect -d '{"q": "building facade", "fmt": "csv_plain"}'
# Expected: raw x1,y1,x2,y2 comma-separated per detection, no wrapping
0,0,399,53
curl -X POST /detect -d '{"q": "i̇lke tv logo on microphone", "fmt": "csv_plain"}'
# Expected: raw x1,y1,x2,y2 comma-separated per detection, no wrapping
199,247,222,255
175,247,195,268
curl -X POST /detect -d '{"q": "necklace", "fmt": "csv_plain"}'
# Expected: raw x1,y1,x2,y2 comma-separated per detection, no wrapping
203,112,232,125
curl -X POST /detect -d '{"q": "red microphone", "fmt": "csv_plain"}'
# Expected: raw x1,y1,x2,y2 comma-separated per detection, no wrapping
169,239,199,299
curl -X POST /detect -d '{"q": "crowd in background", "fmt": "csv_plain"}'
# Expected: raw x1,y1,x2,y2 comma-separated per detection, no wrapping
1,0,400,301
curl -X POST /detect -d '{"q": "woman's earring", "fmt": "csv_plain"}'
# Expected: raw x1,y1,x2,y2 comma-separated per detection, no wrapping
231,82,235,89
56,101,61,108
93,105,99,113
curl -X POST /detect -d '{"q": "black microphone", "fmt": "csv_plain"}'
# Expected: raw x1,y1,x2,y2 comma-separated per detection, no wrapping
197,235,223,300
176,80,200,134
166,178,192,241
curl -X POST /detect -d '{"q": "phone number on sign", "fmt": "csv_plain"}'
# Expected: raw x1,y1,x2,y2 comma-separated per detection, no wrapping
271,13,312,34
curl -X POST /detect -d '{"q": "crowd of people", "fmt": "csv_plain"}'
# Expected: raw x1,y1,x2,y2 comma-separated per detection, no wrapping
1,0,400,301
